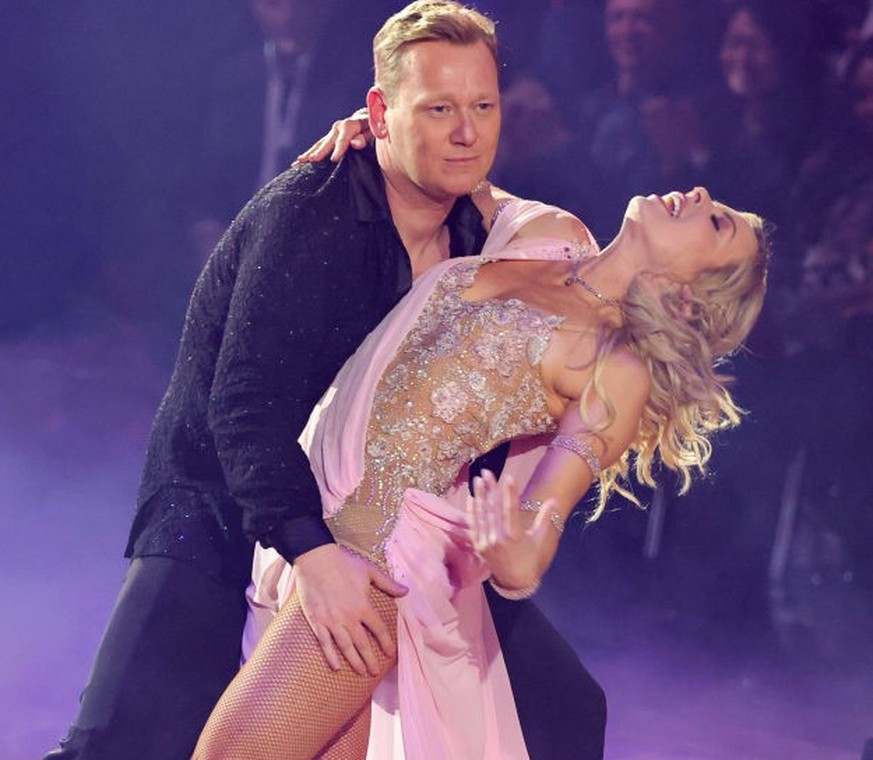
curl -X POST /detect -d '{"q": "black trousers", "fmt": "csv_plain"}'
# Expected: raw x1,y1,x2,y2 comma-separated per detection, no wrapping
45,557,606,759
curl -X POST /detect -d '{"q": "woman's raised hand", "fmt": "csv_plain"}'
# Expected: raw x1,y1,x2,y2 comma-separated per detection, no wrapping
467,470,558,593
296,107,372,163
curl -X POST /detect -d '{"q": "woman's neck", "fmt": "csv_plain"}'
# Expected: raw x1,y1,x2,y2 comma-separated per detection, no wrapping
571,239,637,305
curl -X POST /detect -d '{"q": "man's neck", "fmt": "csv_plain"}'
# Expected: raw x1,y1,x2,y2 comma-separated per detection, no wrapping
382,172,456,280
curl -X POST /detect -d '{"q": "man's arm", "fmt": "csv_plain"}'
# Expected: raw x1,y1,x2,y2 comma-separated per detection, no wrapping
206,186,405,674
207,195,334,557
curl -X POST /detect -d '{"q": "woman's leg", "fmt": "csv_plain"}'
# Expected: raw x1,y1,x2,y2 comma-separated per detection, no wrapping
317,705,371,759
193,586,397,760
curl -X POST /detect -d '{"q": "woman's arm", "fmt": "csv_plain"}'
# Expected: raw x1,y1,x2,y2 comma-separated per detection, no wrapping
469,348,650,595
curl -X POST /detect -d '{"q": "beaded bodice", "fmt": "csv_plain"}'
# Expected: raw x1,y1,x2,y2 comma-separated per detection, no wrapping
327,258,564,563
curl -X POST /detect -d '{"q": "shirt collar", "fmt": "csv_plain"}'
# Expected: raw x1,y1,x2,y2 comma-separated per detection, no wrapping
347,144,486,256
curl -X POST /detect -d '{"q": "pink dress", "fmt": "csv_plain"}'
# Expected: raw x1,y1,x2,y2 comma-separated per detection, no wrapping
243,200,598,759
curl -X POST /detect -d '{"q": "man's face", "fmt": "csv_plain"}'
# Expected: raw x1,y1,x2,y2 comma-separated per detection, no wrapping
605,0,675,76
374,40,500,204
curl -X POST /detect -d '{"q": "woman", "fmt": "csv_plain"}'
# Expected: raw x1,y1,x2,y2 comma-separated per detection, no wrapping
194,185,769,759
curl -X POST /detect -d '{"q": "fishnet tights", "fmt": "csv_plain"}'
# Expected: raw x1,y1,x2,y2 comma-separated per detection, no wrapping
192,587,398,759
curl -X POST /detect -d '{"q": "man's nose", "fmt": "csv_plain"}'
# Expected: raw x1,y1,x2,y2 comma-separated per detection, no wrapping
451,111,478,145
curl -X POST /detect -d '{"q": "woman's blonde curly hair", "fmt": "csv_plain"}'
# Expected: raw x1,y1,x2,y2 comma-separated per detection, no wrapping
586,213,771,519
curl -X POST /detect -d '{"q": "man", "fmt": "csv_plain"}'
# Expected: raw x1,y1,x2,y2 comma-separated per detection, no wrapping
45,3,605,758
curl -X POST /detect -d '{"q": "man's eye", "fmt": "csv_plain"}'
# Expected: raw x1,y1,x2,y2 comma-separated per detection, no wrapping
711,214,721,231
476,102,495,112
431,105,450,114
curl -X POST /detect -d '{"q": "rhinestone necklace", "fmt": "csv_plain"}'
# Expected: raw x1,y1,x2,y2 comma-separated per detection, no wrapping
564,257,623,311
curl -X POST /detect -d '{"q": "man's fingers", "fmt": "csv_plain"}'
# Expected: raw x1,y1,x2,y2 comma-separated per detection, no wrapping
369,567,408,598
346,623,381,677
366,612,396,661
357,604,396,665
333,629,368,677
312,622,342,672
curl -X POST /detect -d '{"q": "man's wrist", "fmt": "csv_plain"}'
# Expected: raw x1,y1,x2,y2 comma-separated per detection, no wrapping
263,515,335,564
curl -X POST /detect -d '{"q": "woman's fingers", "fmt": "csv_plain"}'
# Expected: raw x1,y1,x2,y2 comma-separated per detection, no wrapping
470,475,489,549
500,474,519,535
470,470,523,551
296,130,335,163
297,108,371,164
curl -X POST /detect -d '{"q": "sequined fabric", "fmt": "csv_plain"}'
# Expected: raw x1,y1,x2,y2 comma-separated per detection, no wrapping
328,259,563,564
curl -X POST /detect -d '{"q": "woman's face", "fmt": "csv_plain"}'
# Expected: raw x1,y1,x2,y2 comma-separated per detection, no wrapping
622,187,758,281
720,9,781,100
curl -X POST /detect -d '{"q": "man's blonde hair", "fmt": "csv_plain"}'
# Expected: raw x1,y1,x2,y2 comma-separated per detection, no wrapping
373,1,498,100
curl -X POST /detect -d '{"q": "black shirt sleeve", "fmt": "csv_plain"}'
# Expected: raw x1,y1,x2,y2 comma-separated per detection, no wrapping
207,187,341,561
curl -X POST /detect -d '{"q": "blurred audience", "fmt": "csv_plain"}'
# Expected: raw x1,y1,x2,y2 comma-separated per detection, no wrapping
494,0,718,241
704,2,821,232
187,0,387,262
767,38,873,659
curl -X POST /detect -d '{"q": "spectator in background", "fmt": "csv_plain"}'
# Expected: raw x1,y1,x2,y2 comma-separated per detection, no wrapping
572,0,716,238
187,0,389,262
528,0,609,114
493,0,717,242
486,1,607,231
705,1,821,232
766,37,873,662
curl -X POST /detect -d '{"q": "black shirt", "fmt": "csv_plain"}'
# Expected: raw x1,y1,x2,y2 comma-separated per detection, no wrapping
128,146,487,583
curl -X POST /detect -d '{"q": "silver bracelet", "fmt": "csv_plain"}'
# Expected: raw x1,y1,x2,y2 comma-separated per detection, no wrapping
488,576,541,601
520,499,564,534
549,434,602,477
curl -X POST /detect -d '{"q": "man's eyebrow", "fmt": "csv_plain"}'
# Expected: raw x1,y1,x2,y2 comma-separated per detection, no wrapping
725,211,737,240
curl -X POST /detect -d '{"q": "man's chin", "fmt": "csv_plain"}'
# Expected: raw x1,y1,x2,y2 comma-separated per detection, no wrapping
445,176,486,198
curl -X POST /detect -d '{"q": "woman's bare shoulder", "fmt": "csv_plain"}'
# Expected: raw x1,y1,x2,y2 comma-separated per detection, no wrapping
516,208,594,246
471,184,595,244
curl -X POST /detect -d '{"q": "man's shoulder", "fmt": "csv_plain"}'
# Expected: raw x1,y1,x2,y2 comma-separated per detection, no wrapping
238,159,352,223
267,158,349,202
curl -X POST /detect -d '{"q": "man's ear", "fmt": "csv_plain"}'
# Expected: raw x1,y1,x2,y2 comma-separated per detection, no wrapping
366,87,389,139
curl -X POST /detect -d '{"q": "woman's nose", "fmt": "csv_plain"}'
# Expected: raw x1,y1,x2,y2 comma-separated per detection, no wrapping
689,187,710,204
